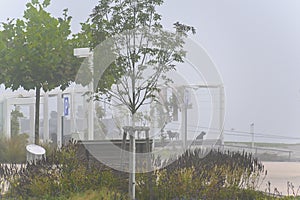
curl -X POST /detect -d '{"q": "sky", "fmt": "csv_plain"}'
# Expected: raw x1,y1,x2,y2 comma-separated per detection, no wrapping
0,0,300,143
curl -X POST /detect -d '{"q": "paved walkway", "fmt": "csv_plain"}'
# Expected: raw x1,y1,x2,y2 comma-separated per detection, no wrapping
260,162,300,196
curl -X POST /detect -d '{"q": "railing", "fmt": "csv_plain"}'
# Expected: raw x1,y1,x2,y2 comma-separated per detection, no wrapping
153,139,293,161
220,144,293,161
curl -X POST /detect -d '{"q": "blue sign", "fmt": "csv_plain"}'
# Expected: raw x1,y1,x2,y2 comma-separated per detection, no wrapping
64,97,69,116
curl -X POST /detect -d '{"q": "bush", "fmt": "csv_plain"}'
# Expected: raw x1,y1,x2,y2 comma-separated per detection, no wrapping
2,140,127,199
67,188,128,200
1,143,273,199
136,149,268,200
0,134,28,163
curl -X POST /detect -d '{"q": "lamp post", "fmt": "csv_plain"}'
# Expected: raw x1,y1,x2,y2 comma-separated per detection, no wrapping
182,88,189,149
180,84,224,147
74,48,94,140
250,123,254,150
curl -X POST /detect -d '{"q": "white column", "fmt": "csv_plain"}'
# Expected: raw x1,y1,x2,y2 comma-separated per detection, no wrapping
3,99,11,139
43,93,49,142
87,94,94,140
88,53,94,140
182,88,189,149
73,48,94,140
57,92,63,147
150,104,155,150
29,104,35,143
70,91,75,134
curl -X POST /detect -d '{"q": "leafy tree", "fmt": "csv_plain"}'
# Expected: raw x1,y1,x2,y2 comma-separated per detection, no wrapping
80,0,195,119
78,0,195,198
0,0,80,144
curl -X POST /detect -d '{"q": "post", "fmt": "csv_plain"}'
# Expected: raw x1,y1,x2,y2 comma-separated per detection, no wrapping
250,123,254,151
3,99,10,139
129,128,136,200
184,104,187,149
121,129,127,170
219,86,224,145
182,88,189,149
29,104,35,143
88,53,94,140
73,48,94,140
145,128,153,200
61,116,64,145
57,92,63,147
43,93,49,142
70,91,75,135
150,104,155,150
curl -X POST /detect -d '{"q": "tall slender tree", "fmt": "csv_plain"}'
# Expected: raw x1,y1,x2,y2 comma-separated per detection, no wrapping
77,0,195,199
0,0,80,144
78,0,195,118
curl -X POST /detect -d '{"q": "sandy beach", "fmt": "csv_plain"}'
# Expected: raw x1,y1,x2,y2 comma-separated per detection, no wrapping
260,162,300,195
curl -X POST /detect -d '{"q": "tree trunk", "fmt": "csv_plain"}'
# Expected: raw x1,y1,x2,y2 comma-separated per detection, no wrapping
34,86,41,144
129,113,136,200
121,130,127,170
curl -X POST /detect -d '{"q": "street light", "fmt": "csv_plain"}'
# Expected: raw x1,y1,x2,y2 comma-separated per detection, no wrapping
74,48,94,140
182,88,189,149
74,48,91,58
250,123,254,149
180,85,225,146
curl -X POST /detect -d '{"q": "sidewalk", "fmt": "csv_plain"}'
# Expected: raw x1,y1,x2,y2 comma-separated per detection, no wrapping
260,162,300,196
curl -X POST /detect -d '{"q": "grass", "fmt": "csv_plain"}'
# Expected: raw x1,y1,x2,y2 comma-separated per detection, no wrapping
68,188,127,200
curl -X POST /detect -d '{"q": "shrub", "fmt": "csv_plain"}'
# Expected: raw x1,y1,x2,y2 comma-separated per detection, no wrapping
136,149,267,200
1,143,271,199
0,134,28,163
67,188,128,200
1,140,127,199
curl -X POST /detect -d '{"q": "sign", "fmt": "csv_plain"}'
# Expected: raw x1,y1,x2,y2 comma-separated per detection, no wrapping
184,89,190,105
64,97,69,116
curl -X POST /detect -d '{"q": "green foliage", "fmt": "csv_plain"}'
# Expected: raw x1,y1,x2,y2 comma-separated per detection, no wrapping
136,149,268,200
0,0,80,144
2,141,125,199
82,0,165,47
0,1,77,92
66,188,128,200
0,144,287,199
76,0,195,116
0,134,28,163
